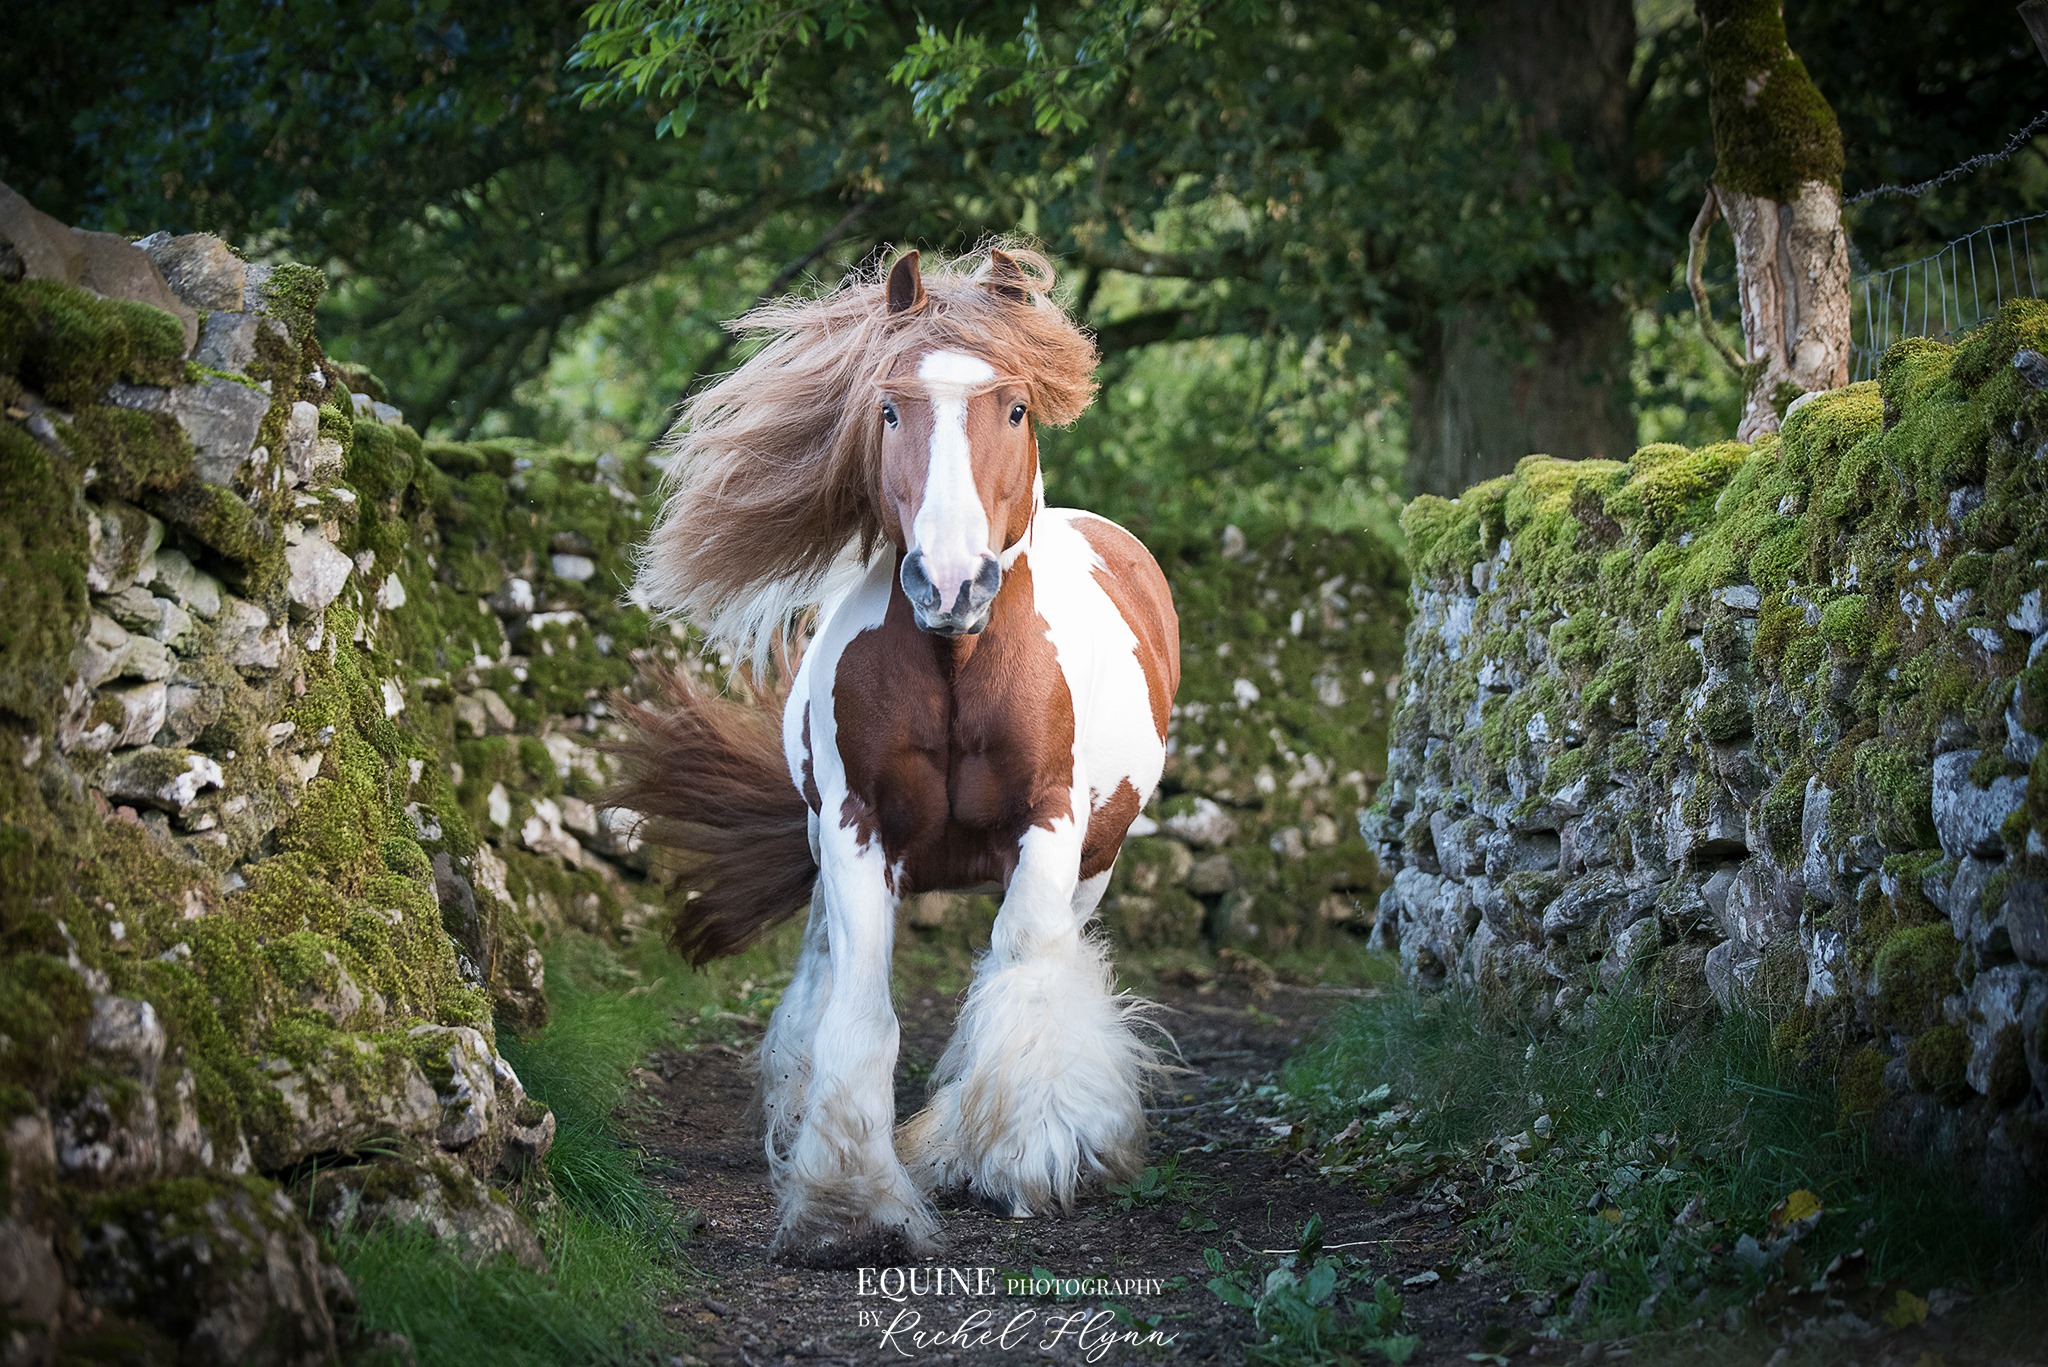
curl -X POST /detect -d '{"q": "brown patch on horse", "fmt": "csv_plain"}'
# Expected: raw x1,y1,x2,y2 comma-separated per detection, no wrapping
609,666,813,964
640,245,1097,662
833,553,1074,895
1080,779,1143,882
1072,514,1181,739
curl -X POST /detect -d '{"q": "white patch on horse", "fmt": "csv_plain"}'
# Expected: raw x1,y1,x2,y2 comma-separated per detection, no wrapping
911,350,997,599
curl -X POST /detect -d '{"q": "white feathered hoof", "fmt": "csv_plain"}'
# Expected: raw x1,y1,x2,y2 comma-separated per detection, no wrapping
904,935,1161,1218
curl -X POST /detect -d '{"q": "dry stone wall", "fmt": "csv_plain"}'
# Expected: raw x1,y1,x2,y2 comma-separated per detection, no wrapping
1366,303,2048,1187
0,189,671,1365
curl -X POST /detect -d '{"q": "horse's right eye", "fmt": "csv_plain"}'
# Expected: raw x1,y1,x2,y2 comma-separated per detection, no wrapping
881,401,898,428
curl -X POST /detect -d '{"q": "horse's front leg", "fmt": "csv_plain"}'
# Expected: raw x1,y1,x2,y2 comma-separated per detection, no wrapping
900,787,1157,1217
769,804,936,1266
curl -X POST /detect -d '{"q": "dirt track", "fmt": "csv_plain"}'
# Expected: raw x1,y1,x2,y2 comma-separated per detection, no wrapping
629,978,1551,1365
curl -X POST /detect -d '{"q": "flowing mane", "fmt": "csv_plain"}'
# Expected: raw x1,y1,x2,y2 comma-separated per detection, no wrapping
637,245,1098,668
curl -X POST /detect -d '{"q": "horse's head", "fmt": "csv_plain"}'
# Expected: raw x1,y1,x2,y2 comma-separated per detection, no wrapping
873,249,1041,637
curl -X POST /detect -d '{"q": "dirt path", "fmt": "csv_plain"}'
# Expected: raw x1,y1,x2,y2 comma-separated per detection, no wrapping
629,978,1558,1365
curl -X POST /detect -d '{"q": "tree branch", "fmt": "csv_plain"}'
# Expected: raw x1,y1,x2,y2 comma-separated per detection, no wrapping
1687,188,1746,376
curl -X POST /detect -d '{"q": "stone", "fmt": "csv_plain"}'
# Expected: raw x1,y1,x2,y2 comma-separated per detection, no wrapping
285,537,354,619
134,231,247,311
1220,524,1247,558
218,597,285,672
473,688,518,735
0,1219,65,1330
100,747,224,816
307,1157,544,1272
499,1100,557,1179
1484,829,1560,878
72,612,133,688
193,309,262,372
104,681,168,748
0,180,85,282
2010,878,2048,968
72,1174,340,1363
1800,778,1835,903
173,377,273,486
549,552,597,583
75,228,198,352
282,399,329,485
258,1051,440,1169
2013,348,2048,391
408,1025,501,1151
1431,812,1491,878
1186,852,1238,896
85,502,163,594
1703,937,1762,1010
1542,869,1627,945
593,805,645,861
1711,584,1761,614
1162,796,1239,848
85,996,166,1086
1932,750,2024,860
148,548,223,619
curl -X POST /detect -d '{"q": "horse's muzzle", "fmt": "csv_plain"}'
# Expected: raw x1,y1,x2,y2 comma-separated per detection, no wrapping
901,550,1001,636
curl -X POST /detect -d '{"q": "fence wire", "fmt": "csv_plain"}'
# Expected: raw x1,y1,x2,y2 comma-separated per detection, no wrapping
1851,213,2048,380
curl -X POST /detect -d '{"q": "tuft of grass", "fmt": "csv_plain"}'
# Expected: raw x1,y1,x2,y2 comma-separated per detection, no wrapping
336,1210,679,1367
1281,974,2043,1344
338,927,796,1367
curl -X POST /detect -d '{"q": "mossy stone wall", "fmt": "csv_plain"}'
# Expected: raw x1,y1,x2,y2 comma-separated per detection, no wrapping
1366,301,2048,1187
0,206,672,1363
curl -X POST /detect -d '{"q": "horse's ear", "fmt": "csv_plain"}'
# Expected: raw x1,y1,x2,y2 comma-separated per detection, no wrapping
885,250,926,315
982,249,1029,303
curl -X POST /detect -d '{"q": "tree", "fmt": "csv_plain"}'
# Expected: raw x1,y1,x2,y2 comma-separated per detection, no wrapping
1689,0,1849,440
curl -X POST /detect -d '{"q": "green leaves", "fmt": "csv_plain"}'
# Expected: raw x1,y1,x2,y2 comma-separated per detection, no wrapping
1204,1223,1421,1365
571,0,880,134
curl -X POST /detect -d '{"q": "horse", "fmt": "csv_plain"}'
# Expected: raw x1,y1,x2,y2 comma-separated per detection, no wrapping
617,245,1180,1267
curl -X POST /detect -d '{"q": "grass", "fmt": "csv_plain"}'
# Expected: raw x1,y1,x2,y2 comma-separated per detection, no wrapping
336,925,794,1367
1278,972,2045,1352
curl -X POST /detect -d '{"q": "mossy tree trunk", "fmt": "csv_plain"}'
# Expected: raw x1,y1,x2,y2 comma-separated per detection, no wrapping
1405,0,1640,498
1695,0,1851,442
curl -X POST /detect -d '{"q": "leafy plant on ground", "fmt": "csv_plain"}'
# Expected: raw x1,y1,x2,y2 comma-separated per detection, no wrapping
1204,1215,1419,1365
1279,974,2044,1348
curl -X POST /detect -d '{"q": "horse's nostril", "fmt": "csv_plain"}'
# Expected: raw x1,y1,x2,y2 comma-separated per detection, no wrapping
899,552,941,610
969,556,1002,606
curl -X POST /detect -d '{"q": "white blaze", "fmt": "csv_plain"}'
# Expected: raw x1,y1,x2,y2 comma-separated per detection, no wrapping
912,350,997,601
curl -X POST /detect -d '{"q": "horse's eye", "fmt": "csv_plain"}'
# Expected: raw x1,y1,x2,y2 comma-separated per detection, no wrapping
1009,402,1027,427
881,401,898,428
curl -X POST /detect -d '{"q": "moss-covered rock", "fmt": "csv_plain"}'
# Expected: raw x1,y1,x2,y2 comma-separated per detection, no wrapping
1369,300,2048,1185
1,215,677,1358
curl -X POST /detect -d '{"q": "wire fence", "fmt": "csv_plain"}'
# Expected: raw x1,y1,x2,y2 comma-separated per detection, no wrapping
1850,212,2048,381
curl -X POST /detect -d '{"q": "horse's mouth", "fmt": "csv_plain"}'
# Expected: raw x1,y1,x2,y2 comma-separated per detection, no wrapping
913,610,991,638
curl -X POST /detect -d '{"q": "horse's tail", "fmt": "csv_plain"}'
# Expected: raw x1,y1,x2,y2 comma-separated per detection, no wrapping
611,664,815,965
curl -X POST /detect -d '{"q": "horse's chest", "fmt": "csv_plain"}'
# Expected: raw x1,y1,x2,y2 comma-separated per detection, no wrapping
830,570,1074,893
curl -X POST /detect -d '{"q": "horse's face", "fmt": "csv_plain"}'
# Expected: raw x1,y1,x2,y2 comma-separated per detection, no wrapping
875,253,1039,637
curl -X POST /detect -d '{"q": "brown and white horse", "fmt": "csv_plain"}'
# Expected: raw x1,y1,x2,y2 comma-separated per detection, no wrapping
619,246,1179,1266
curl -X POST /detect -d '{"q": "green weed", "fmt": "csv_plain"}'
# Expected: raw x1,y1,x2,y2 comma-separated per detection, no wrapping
1204,1216,1419,1364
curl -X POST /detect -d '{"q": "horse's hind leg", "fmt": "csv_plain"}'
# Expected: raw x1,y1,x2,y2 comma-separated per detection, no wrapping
757,885,829,1164
901,808,1156,1217
769,812,936,1266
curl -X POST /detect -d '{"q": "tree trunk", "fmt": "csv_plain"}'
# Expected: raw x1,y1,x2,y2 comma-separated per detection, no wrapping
1406,0,1639,499
1695,0,1850,441
1408,290,1637,498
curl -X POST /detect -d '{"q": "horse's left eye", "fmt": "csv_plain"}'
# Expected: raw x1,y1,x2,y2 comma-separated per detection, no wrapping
1009,402,1028,427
